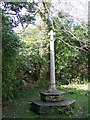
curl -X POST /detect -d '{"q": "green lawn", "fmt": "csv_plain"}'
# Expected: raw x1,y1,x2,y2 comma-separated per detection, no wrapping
2,83,90,119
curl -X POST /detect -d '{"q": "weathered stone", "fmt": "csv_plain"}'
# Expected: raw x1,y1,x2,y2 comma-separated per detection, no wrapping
30,30,76,114
30,99,75,114
49,30,56,91
41,91,65,102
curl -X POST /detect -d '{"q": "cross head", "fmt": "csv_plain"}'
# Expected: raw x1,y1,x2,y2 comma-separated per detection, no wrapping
48,30,55,41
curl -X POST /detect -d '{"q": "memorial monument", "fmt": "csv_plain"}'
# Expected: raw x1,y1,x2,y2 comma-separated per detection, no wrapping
30,30,75,114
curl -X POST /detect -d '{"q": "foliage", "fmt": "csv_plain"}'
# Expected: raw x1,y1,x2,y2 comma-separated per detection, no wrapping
16,19,49,85
16,18,88,86
16,40,42,82
1,1,37,105
37,1,88,84
54,25,88,84
2,2,36,28
2,15,22,105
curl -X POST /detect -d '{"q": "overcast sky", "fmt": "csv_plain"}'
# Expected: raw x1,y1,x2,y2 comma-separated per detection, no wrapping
27,0,89,23
23,0,89,23
51,0,89,23
14,0,89,31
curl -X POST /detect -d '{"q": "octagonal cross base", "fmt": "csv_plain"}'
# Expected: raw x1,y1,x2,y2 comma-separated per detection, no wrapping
30,99,75,114
41,91,65,102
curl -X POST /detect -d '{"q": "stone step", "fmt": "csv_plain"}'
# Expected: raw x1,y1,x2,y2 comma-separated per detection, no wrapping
30,99,75,114
40,91,65,102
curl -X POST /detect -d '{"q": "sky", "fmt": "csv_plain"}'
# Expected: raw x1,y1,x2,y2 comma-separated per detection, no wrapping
26,0,89,23
51,0,89,23
14,0,90,31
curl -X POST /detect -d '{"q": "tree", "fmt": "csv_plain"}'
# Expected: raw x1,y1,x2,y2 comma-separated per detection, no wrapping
1,1,37,105
15,18,49,85
35,1,88,84
2,2,36,28
2,15,21,105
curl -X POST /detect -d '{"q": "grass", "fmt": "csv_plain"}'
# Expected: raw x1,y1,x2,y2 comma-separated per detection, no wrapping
2,83,90,119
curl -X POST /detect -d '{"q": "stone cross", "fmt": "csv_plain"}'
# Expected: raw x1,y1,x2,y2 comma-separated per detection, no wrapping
48,30,57,93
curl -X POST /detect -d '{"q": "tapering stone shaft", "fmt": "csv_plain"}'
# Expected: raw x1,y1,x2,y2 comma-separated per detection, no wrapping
48,30,56,92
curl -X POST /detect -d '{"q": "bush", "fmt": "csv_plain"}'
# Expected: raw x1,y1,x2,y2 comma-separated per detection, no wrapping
2,15,22,105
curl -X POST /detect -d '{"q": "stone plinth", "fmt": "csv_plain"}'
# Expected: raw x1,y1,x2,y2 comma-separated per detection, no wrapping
41,91,65,102
30,30,76,114
30,90,76,114
30,99,75,114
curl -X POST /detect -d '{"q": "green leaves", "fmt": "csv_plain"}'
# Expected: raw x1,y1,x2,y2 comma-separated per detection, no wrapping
2,2,36,28
2,15,22,106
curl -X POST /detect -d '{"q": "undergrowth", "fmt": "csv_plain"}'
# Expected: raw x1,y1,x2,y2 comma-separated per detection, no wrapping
2,83,89,119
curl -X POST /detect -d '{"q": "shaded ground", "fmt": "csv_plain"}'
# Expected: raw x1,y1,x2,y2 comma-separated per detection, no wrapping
2,83,90,119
